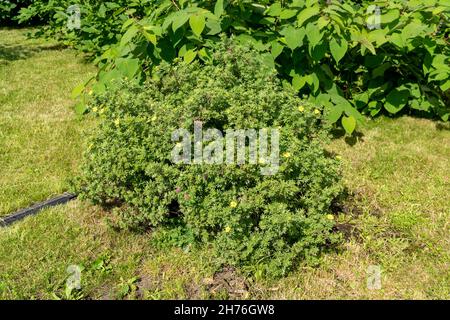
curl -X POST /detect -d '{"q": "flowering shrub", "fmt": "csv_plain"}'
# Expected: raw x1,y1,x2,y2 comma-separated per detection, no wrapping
75,40,343,277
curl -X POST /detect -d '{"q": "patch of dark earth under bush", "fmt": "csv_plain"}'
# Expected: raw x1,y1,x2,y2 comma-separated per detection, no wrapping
203,266,250,299
331,188,384,242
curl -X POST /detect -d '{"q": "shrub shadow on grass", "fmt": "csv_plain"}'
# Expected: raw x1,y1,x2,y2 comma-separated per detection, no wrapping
331,127,365,146
0,43,67,64
436,121,450,131
330,187,384,244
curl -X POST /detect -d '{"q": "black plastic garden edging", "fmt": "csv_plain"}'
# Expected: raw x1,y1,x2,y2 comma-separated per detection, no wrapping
0,193,77,227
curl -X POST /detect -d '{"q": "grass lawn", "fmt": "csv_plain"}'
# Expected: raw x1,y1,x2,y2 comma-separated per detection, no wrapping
0,28,449,300
0,28,96,216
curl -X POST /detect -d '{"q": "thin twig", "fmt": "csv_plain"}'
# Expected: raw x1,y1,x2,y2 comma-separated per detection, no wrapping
171,0,180,10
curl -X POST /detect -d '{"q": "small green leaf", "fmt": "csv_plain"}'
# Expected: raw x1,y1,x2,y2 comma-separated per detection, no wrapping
359,38,376,55
308,72,320,94
381,9,400,24
198,47,212,62
74,101,87,115
266,3,282,17
280,9,297,20
71,83,85,99
183,49,197,64
372,62,391,78
341,115,356,134
271,41,284,58
142,30,157,45
206,19,221,35
440,80,450,92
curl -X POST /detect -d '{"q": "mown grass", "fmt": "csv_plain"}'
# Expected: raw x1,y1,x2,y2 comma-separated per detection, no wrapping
0,28,449,300
0,28,96,216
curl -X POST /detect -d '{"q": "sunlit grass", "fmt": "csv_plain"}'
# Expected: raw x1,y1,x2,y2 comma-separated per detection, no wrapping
0,28,96,216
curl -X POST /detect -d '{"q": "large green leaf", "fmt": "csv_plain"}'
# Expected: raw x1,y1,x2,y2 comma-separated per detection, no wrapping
189,14,206,37
297,6,320,27
283,27,305,50
120,25,138,47
341,115,356,134
214,0,225,17
280,9,297,20
305,23,323,49
115,58,140,79
172,11,189,32
384,87,410,114
292,74,307,91
326,104,344,123
266,3,282,16
271,41,284,58
329,38,348,64
183,49,197,64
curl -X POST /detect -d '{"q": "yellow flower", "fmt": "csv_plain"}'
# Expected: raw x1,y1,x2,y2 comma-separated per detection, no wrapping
99,108,106,115
230,201,238,208
326,214,334,220
225,226,231,233
336,155,342,161
92,107,98,113
151,115,157,122
314,109,321,115
283,152,291,158
88,90,93,95
114,119,120,126
258,158,266,165
298,105,305,112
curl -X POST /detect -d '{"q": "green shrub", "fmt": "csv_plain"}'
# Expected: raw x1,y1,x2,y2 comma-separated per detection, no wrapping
75,39,343,277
